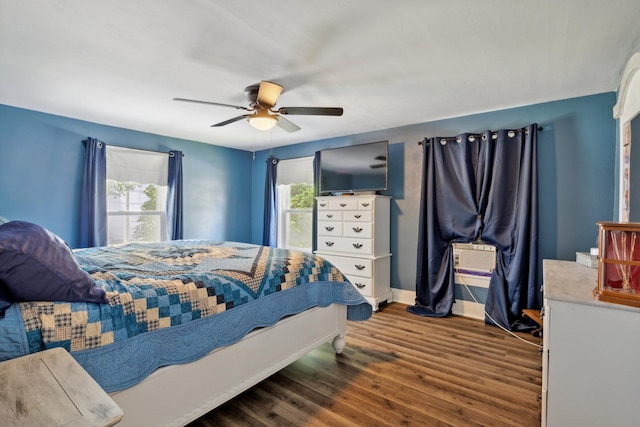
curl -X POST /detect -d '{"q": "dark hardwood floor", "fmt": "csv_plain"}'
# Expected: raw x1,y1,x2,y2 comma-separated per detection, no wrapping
187,302,542,427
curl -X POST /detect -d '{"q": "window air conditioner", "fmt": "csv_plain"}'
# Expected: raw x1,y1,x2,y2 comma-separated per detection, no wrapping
452,242,496,276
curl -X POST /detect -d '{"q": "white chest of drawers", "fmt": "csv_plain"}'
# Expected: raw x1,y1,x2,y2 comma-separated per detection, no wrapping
315,195,392,310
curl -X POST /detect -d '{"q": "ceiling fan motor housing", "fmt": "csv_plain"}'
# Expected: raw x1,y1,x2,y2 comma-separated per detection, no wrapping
244,84,260,105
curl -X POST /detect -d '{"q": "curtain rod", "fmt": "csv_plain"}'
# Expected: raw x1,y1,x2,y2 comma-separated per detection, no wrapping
417,126,544,145
83,138,184,157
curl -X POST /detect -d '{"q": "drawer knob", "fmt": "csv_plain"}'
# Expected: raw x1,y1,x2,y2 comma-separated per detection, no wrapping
353,227,363,233
355,283,365,288
325,241,334,247
319,203,327,207
326,214,333,218
355,265,366,270
354,214,362,219
361,202,370,207
353,243,363,249
325,226,334,231
340,203,347,207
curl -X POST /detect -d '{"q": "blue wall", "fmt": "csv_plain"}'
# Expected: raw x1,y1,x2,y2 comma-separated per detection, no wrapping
0,92,618,296
251,93,618,294
0,104,253,247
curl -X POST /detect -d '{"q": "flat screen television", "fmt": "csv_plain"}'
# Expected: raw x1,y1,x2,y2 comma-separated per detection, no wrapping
319,141,388,194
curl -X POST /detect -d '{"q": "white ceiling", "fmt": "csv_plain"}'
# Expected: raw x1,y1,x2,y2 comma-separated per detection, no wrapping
1,1,639,151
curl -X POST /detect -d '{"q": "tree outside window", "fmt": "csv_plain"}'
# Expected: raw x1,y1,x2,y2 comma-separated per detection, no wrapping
276,157,314,252
107,180,166,245
283,183,314,250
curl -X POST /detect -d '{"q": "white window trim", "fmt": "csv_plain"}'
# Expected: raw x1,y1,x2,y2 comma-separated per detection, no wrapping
276,156,314,252
105,146,170,245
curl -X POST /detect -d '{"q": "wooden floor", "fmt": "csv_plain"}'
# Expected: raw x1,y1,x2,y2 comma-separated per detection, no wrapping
187,303,542,427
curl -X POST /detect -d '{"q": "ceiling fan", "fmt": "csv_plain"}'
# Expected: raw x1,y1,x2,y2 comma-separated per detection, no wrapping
173,80,343,133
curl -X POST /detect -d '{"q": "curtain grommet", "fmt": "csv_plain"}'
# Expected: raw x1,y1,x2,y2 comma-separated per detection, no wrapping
468,135,475,142
508,130,516,138
456,137,462,143
440,139,447,145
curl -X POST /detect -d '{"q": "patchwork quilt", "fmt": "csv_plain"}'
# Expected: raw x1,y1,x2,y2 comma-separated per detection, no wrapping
19,241,349,355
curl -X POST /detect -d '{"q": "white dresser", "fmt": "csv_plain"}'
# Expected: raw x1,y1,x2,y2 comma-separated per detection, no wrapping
542,260,640,427
315,195,392,310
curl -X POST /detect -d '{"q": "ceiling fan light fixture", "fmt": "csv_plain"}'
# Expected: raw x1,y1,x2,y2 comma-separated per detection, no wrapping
175,80,342,133
248,108,278,130
248,115,277,130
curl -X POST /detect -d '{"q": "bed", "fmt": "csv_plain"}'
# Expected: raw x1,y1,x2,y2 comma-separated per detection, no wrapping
0,221,372,426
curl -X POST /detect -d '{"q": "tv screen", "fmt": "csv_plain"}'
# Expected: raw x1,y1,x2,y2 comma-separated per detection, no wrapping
319,141,388,194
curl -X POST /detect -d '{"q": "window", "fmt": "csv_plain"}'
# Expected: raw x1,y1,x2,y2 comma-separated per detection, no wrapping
106,146,168,245
276,157,314,252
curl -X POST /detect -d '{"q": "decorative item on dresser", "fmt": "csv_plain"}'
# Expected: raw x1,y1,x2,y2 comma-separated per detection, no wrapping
594,221,640,307
315,195,393,310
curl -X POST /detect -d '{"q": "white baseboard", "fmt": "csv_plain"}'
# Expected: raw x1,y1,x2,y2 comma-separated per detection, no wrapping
451,299,485,320
391,288,485,321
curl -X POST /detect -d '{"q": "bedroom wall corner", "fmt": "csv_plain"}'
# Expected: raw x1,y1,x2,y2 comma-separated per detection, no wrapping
249,92,618,300
0,104,254,247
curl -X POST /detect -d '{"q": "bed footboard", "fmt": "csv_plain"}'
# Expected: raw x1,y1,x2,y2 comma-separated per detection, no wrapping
110,304,347,427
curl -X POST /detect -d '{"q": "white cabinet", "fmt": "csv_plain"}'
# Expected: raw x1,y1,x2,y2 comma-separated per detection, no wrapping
542,260,640,427
315,195,392,310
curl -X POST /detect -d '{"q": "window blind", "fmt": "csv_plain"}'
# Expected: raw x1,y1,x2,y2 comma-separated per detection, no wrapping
106,146,168,185
276,156,313,185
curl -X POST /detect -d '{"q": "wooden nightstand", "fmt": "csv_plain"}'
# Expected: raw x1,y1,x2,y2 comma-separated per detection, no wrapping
0,347,123,426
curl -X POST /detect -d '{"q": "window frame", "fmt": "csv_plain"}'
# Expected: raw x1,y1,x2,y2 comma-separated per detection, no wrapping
105,146,169,246
275,156,314,252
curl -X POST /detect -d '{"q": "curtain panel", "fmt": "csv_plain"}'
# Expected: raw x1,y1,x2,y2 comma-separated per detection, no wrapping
262,155,279,247
312,152,321,252
167,150,184,240
408,124,538,331
79,138,107,248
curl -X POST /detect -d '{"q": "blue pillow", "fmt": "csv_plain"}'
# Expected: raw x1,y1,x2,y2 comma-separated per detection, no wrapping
0,221,108,315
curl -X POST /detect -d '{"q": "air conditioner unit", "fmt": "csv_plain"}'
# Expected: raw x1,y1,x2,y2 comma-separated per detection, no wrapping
453,242,496,276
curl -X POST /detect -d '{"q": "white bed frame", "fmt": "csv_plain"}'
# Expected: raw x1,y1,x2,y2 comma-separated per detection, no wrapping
109,303,348,427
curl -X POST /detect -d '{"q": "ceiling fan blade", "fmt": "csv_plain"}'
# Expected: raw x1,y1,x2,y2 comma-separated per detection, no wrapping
278,107,344,116
211,114,251,127
256,81,283,107
275,116,301,133
174,98,251,111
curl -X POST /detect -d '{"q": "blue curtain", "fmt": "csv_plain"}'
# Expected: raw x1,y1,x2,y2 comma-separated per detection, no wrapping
79,138,107,248
167,150,184,240
262,155,279,246
407,124,538,331
312,152,321,252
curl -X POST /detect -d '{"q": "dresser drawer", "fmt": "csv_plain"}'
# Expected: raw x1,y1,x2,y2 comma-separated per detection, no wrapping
342,211,373,222
318,221,343,236
320,254,373,278
317,199,331,210
328,198,359,210
357,199,375,210
347,276,372,297
317,236,372,255
318,211,342,221
343,221,373,238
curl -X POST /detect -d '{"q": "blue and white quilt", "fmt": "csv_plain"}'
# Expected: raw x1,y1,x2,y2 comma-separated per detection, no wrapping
0,241,371,391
